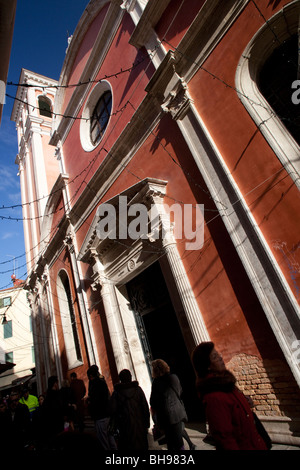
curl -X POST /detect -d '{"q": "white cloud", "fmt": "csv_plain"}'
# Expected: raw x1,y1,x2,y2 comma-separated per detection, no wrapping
2,232,13,240
1,231,19,240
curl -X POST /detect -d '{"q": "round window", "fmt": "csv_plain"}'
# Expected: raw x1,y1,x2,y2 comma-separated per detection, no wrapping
80,81,112,151
90,90,112,146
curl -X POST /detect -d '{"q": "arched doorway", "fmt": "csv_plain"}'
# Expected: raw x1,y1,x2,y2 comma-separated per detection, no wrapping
126,261,201,420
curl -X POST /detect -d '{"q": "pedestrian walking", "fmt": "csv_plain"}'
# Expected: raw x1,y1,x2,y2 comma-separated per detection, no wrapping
191,341,272,450
110,369,150,451
150,359,187,451
41,375,65,447
31,394,45,449
60,379,76,431
70,371,86,433
87,365,117,450
182,422,196,450
4,391,32,450
19,387,39,419
38,394,45,407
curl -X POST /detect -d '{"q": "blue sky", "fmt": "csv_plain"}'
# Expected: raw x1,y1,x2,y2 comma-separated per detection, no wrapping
0,0,88,289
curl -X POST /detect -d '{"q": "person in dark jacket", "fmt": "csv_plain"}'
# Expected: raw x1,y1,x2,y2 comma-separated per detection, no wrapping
41,375,65,447
191,341,271,450
150,359,187,451
110,369,150,451
87,365,117,450
60,379,76,431
70,372,86,433
1,392,32,451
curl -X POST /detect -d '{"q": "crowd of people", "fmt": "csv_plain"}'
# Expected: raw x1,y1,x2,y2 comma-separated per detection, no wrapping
0,372,88,452
0,342,272,452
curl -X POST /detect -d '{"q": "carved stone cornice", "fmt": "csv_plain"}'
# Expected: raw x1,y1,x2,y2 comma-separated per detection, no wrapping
63,233,75,254
39,272,49,288
90,271,102,292
26,289,39,309
18,136,28,159
129,0,171,48
11,69,58,124
121,0,136,11
54,139,62,160
78,177,168,264
145,51,194,120
161,78,193,121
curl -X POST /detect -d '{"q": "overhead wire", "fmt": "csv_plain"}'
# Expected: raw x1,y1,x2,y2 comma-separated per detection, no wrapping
1,0,299,332
6,56,146,91
0,0,188,314
1,14,298,214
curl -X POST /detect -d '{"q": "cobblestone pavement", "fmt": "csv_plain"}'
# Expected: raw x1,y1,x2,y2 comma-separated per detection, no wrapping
148,422,300,451
84,416,300,451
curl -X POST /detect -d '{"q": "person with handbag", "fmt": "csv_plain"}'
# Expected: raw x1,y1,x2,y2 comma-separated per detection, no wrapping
150,359,188,451
191,342,272,450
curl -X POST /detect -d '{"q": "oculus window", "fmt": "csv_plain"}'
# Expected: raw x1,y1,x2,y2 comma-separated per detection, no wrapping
80,81,112,151
90,90,112,146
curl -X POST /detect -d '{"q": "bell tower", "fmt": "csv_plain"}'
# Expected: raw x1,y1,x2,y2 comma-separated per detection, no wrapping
11,69,59,272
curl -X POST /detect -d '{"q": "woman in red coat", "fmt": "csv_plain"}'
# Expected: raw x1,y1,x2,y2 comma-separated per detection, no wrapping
191,342,271,450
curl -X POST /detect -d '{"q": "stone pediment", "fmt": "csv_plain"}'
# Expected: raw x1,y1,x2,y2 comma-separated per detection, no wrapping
78,177,168,266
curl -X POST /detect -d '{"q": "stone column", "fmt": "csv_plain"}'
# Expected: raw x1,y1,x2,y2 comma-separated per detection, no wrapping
90,249,134,373
160,214,210,346
27,289,43,394
24,143,39,261
64,234,98,366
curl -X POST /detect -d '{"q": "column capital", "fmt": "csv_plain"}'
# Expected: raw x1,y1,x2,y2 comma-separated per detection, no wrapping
161,78,193,120
26,289,39,308
63,233,75,253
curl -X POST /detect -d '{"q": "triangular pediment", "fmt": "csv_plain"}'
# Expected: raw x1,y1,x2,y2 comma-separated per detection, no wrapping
78,177,167,263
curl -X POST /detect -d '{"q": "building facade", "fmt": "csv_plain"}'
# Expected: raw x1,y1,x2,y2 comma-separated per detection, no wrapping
0,278,35,393
11,0,300,443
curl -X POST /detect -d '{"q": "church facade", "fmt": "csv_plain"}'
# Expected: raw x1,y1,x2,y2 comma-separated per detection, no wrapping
11,0,300,443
